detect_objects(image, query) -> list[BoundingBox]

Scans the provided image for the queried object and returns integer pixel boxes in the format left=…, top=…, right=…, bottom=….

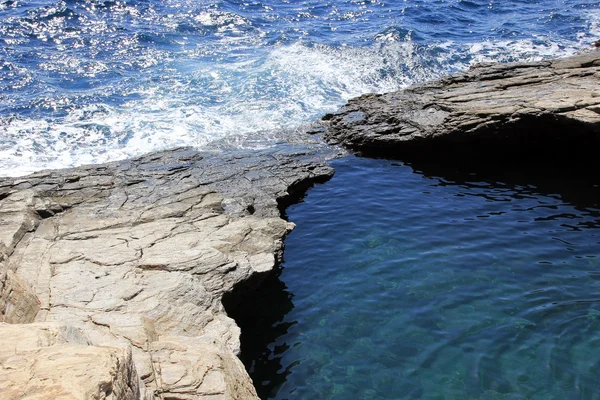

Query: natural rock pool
left=233, top=156, right=600, bottom=400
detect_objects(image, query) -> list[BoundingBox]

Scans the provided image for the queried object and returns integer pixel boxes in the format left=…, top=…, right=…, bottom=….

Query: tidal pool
left=234, top=156, right=600, bottom=400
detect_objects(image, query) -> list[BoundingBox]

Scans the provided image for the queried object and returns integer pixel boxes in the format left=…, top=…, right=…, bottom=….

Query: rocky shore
left=321, top=50, right=600, bottom=161
left=1, top=50, right=599, bottom=399
left=0, top=146, right=334, bottom=399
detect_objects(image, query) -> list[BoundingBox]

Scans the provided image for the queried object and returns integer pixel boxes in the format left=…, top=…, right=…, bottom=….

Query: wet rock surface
left=0, top=145, right=335, bottom=399
left=322, top=51, right=600, bottom=161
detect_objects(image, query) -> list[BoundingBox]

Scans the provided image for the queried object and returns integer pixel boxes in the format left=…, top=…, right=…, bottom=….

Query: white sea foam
left=0, top=7, right=598, bottom=177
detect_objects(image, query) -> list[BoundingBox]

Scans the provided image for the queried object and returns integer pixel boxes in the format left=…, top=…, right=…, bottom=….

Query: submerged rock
left=0, top=146, right=334, bottom=399
left=322, top=51, right=600, bottom=161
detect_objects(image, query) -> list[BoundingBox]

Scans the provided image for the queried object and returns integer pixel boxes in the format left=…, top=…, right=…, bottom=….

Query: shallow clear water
left=1, top=0, right=600, bottom=175
left=239, top=156, right=600, bottom=399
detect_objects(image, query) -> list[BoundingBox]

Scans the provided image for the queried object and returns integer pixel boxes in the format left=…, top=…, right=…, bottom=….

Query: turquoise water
left=238, top=156, right=600, bottom=399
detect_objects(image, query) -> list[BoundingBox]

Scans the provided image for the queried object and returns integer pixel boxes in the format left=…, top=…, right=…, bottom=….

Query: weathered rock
left=0, top=269, right=40, bottom=324
left=0, top=145, right=335, bottom=399
left=322, top=51, right=600, bottom=160
left=0, top=323, right=140, bottom=400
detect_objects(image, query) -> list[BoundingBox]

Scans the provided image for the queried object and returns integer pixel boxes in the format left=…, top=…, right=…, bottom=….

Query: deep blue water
left=239, top=157, right=600, bottom=399
left=1, top=0, right=599, bottom=176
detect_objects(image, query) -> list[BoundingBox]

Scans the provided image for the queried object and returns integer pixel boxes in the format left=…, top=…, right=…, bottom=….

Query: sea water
left=237, top=157, right=600, bottom=399
left=2, top=3, right=600, bottom=398
left=1, top=0, right=599, bottom=176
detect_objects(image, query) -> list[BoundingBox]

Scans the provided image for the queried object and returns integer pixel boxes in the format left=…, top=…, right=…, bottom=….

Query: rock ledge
left=0, top=146, right=334, bottom=399
left=322, top=51, right=600, bottom=161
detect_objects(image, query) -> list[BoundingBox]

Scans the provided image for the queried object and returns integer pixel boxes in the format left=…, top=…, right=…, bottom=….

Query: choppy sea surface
left=1, top=0, right=599, bottom=176
left=236, top=157, right=600, bottom=399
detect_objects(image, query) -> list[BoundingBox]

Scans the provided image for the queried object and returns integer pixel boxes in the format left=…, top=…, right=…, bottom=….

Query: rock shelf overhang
left=321, top=51, right=600, bottom=162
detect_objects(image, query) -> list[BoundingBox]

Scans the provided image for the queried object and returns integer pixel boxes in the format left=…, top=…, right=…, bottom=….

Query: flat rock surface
left=0, top=145, right=335, bottom=399
left=322, top=51, right=600, bottom=158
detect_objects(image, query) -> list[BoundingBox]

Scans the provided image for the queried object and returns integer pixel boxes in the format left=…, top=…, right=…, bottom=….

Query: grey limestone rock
left=322, top=51, right=600, bottom=160
left=0, top=145, right=334, bottom=399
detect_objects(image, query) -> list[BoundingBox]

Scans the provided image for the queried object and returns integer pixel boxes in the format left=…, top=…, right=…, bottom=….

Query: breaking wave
left=0, top=0, right=599, bottom=176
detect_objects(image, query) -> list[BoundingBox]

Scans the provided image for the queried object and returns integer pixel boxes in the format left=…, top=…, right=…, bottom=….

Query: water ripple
left=239, top=157, right=600, bottom=399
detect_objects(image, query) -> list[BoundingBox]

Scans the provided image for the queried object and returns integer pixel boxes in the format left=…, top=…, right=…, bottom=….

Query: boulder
left=0, top=323, right=140, bottom=400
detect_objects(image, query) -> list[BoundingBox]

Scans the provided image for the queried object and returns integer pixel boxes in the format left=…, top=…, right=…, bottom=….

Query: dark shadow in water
left=225, top=265, right=297, bottom=399
left=400, top=157, right=600, bottom=220
left=352, top=113, right=600, bottom=173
